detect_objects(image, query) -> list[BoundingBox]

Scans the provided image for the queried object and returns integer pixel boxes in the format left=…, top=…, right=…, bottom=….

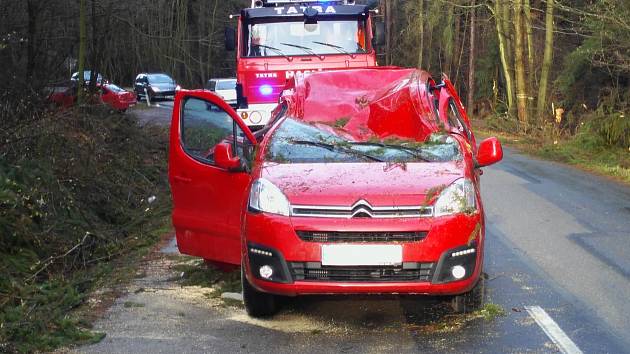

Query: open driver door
left=169, top=90, right=257, bottom=265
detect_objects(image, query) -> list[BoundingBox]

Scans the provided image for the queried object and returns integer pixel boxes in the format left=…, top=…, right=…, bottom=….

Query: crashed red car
left=48, top=83, right=136, bottom=112
left=99, top=83, right=137, bottom=112
left=169, top=67, right=503, bottom=317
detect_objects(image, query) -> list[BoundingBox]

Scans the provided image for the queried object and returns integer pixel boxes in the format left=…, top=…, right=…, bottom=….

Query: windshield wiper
left=252, top=44, right=293, bottom=61
left=289, top=139, right=385, bottom=162
left=350, top=142, right=432, bottom=162
left=279, top=43, right=324, bottom=60
left=312, top=41, right=356, bottom=59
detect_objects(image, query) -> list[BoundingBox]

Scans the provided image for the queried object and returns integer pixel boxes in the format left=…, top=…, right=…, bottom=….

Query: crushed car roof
left=279, top=67, right=445, bottom=142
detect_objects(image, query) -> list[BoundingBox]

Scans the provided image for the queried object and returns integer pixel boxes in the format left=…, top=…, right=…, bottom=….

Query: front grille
left=290, top=201, right=433, bottom=219
left=290, top=262, right=434, bottom=282
left=296, top=231, right=428, bottom=243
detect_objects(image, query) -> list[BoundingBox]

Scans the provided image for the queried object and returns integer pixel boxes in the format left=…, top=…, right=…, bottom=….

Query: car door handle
left=173, top=176, right=192, bottom=184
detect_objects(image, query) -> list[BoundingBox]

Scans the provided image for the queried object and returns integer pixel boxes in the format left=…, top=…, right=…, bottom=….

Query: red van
left=168, top=68, right=503, bottom=317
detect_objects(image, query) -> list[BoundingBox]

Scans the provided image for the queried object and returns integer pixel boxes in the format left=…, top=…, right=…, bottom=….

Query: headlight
left=152, top=86, right=160, bottom=92
left=249, top=178, right=290, bottom=216
left=433, top=178, right=476, bottom=217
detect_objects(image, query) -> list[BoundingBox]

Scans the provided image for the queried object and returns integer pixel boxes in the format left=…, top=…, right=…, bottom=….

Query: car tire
left=242, top=265, right=278, bottom=318
left=449, top=273, right=486, bottom=314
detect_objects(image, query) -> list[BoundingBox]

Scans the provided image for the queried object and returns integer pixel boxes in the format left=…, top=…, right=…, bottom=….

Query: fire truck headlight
left=259, top=85, right=273, bottom=96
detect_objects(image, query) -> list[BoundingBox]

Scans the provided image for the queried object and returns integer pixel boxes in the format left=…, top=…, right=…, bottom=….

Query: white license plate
left=321, top=244, right=402, bottom=266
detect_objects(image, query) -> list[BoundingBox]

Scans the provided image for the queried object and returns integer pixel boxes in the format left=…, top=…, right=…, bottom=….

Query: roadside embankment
left=0, top=91, right=171, bottom=353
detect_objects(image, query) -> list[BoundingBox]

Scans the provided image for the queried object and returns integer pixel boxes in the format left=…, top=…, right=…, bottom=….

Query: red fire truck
left=226, top=0, right=383, bottom=129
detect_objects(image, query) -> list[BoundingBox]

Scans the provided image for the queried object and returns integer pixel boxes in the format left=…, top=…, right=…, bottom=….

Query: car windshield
left=266, top=118, right=461, bottom=164
left=216, top=80, right=236, bottom=90
left=148, top=74, right=173, bottom=83
left=105, top=84, right=125, bottom=93
left=244, top=19, right=367, bottom=57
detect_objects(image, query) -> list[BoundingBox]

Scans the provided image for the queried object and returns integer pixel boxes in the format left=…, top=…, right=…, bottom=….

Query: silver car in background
left=206, top=78, right=237, bottom=107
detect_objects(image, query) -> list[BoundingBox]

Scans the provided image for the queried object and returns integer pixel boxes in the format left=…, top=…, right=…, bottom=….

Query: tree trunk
left=494, top=0, right=515, bottom=115
left=26, top=0, right=37, bottom=80
left=77, top=0, right=87, bottom=105
left=467, top=0, right=476, bottom=114
left=207, top=0, right=218, bottom=79
left=89, top=0, right=98, bottom=93
left=523, top=0, right=535, bottom=117
left=417, top=0, right=424, bottom=69
left=443, top=4, right=455, bottom=76
left=385, top=0, right=392, bottom=65
left=537, top=0, right=554, bottom=121
left=514, top=0, right=529, bottom=131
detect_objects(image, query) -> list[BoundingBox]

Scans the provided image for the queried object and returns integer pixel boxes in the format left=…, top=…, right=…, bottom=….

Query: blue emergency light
left=259, top=85, right=273, bottom=96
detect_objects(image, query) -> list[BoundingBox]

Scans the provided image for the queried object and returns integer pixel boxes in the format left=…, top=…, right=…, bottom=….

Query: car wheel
left=242, top=265, right=278, bottom=318
left=449, top=273, right=486, bottom=314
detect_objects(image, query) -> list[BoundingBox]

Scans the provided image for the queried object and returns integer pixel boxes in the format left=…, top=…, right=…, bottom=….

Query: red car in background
left=99, top=84, right=137, bottom=112
left=169, top=67, right=503, bottom=317
left=48, top=83, right=136, bottom=112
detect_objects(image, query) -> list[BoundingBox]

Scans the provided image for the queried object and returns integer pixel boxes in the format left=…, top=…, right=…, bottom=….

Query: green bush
left=587, top=113, right=630, bottom=148
left=0, top=91, right=170, bottom=353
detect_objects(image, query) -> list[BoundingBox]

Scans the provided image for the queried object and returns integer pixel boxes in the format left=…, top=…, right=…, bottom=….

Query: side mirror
left=304, top=7, right=319, bottom=25
left=214, top=142, right=242, bottom=171
left=476, top=137, right=503, bottom=167
left=372, top=22, right=386, bottom=47
left=225, top=27, right=236, bottom=51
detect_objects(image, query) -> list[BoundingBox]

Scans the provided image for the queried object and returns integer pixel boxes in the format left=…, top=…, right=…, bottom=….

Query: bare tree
left=467, top=0, right=476, bottom=113
left=537, top=0, right=554, bottom=120
left=514, top=0, right=529, bottom=130
left=77, top=0, right=87, bottom=104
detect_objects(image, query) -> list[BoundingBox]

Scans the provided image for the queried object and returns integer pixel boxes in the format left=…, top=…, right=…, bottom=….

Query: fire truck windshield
left=245, top=19, right=367, bottom=58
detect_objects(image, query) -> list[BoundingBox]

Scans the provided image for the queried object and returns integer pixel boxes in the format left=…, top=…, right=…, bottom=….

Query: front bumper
left=242, top=212, right=484, bottom=297
left=150, top=90, right=176, bottom=98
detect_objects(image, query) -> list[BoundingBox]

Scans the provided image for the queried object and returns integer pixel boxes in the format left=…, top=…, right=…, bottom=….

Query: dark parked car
left=134, top=73, right=180, bottom=101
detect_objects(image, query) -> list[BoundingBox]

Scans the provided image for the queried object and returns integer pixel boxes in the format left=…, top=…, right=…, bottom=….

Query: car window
left=216, top=80, right=236, bottom=90
left=447, top=99, right=472, bottom=140
left=148, top=74, right=173, bottom=83
left=181, top=97, right=251, bottom=166
left=105, top=84, right=125, bottom=93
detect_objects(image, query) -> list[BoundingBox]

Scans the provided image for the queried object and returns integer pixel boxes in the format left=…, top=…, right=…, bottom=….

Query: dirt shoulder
left=69, top=237, right=423, bottom=354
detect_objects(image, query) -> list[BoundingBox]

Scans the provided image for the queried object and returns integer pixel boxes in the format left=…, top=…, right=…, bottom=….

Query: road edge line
left=525, top=305, right=583, bottom=354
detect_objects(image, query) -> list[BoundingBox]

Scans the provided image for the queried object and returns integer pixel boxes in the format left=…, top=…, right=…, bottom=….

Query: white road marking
left=525, top=305, right=583, bottom=354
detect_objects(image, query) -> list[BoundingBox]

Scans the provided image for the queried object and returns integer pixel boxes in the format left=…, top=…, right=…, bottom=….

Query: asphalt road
left=74, top=106, right=630, bottom=353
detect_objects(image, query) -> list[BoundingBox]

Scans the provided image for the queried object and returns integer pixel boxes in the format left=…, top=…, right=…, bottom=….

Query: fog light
left=452, top=265, right=466, bottom=279
left=240, top=112, right=249, bottom=120
left=259, top=265, right=273, bottom=279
